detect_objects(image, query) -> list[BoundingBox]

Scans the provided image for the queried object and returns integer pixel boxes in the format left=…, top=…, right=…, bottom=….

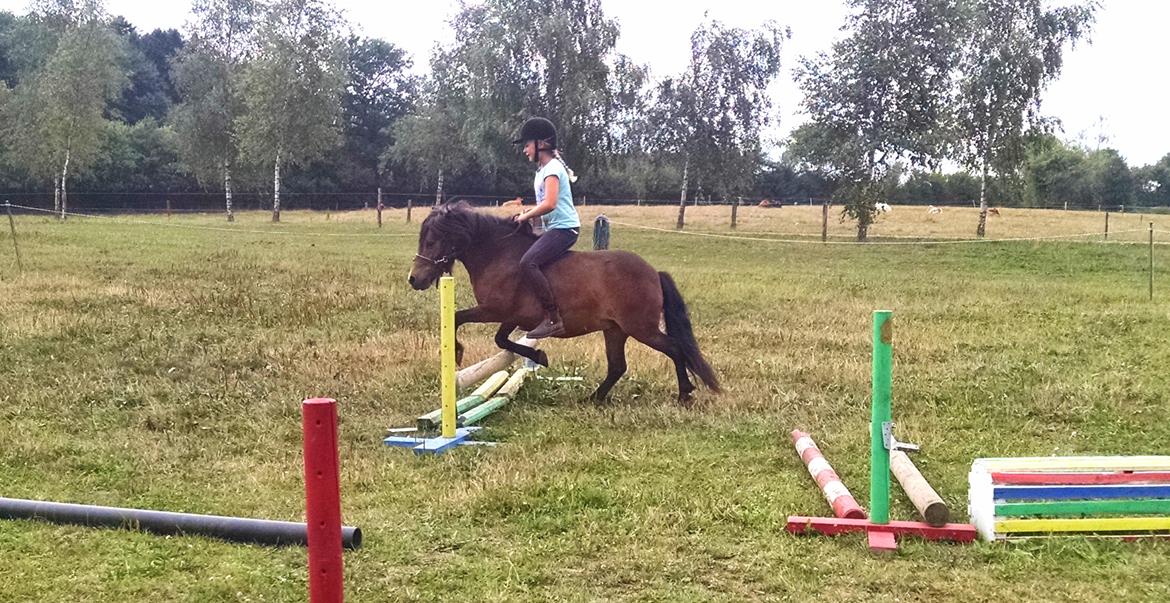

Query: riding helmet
left=512, top=117, right=557, bottom=149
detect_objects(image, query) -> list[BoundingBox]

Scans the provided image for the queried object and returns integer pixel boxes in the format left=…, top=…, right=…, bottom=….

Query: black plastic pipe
left=0, top=497, right=362, bottom=549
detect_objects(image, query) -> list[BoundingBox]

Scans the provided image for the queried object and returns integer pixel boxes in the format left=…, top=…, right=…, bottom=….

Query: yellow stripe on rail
left=996, top=516, right=1170, bottom=534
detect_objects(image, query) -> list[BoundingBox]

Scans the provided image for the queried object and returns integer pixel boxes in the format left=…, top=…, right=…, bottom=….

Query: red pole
left=791, top=430, right=867, bottom=520
left=303, top=398, right=344, bottom=603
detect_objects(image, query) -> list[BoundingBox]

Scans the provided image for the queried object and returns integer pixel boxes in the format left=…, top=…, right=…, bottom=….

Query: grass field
left=2, top=204, right=1170, bottom=602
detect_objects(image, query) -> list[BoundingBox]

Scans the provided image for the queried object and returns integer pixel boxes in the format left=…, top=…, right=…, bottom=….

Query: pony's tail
left=659, top=272, right=720, bottom=392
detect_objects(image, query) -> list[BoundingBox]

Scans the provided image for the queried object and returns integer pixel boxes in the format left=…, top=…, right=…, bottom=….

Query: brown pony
left=408, top=202, right=720, bottom=405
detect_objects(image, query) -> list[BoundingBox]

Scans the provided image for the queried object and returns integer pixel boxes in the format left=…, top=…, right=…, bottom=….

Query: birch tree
left=797, top=0, right=962, bottom=241
left=954, top=0, right=1096, bottom=237
left=8, top=0, right=125, bottom=219
left=172, top=0, right=258, bottom=221
left=238, top=0, right=345, bottom=222
left=650, top=19, right=787, bottom=229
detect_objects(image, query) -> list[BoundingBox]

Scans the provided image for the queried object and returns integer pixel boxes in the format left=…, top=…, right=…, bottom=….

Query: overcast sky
left=3, top=0, right=1166, bottom=166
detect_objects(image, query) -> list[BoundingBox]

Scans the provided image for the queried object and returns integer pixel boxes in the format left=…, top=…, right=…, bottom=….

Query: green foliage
left=108, top=18, right=183, bottom=124
left=79, top=119, right=192, bottom=191
left=339, top=36, right=416, bottom=191
left=954, top=0, right=1097, bottom=234
left=796, top=0, right=963, bottom=239
left=1134, top=154, right=1170, bottom=207
left=237, top=0, right=345, bottom=170
left=170, top=0, right=259, bottom=187
left=1020, top=135, right=1135, bottom=209
left=2, top=1, right=127, bottom=191
left=661, top=19, right=788, bottom=199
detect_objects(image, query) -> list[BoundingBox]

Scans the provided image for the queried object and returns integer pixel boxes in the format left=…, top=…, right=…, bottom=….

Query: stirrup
left=528, top=317, right=565, bottom=339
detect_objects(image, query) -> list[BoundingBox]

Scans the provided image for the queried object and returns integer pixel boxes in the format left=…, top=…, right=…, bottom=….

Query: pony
left=408, top=202, right=720, bottom=405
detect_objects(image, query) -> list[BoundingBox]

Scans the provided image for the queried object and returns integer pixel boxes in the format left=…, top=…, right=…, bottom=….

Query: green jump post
left=870, top=311, right=893, bottom=525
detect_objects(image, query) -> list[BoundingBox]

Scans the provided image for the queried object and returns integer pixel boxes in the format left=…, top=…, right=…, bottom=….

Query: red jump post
left=303, top=398, right=344, bottom=603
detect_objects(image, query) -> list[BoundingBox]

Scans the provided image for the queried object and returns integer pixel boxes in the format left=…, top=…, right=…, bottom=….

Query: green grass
left=2, top=207, right=1170, bottom=602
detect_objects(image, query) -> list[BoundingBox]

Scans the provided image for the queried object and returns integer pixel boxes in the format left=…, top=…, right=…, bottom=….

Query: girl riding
left=511, top=117, right=580, bottom=339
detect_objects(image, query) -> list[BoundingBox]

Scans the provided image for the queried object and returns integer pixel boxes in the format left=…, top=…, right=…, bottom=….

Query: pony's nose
left=407, top=274, right=417, bottom=288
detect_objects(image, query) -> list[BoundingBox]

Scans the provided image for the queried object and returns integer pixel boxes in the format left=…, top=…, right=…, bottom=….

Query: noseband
left=414, top=252, right=456, bottom=274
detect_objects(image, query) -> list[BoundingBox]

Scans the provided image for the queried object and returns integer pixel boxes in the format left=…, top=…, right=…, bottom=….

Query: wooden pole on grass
left=1104, top=211, right=1109, bottom=240
left=890, top=450, right=948, bottom=527
left=731, top=197, right=739, bottom=230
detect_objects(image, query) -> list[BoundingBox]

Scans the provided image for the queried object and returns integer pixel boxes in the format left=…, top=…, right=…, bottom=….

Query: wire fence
left=3, top=190, right=1169, bottom=215
left=3, top=201, right=1163, bottom=300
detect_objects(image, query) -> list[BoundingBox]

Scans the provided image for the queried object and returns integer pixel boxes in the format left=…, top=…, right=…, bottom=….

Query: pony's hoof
left=678, top=392, right=695, bottom=409
left=533, top=350, right=550, bottom=367
left=455, top=342, right=465, bottom=366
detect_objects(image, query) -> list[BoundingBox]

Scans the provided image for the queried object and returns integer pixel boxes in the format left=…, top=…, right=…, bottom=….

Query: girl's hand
left=512, top=212, right=526, bottom=223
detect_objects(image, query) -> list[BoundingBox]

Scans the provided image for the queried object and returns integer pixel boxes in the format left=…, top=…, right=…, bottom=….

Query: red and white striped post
left=791, top=430, right=867, bottom=520
left=303, top=398, right=344, bottom=603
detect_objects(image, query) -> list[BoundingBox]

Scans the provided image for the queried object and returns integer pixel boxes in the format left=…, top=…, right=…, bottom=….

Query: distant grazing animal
left=874, top=202, right=892, bottom=214
left=758, top=199, right=773, bottom=208
left=988, top=207, right=1001, bottom=216
left=502, top=198, right=523, bottom=208
left=928, top=205, right=942, bottom=214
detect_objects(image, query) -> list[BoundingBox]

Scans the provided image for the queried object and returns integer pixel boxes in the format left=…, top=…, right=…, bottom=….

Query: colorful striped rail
left=968, top=456, right=1170, bottom=541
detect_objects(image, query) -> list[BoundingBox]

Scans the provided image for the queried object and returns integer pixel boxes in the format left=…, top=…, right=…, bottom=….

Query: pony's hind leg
left=592, top=328, right=629, bottom=401
left=629, top=328, right=696, bottom=406
left=494, top=323, right=549, bottom=367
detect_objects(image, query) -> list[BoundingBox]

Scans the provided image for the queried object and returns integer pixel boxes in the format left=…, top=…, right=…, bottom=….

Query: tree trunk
left=976, top=156, right=989, bottom=238
left=53, top=177, right=61, bottom=214
left=272, top=150, right=281, bottom=223
left=59, top=147, right=71, bottom=221
left=676, top=154, right=689, bottom=230
left=435, top=167, right=444, bottom=206
left=224, top=160, right=235, bottom=222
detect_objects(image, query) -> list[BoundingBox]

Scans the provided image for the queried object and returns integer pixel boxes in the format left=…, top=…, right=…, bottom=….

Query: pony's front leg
left=494, top=323, right=548, bottom=367
left=454, top=306, right=496, bottom=366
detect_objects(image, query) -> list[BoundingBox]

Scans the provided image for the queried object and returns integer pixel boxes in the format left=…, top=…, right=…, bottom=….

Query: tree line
left=0, top=0, right=1167, bottom=234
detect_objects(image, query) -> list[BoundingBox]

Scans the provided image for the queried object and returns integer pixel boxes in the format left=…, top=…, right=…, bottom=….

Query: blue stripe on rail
left=993, top=484, right=1170, bottom=501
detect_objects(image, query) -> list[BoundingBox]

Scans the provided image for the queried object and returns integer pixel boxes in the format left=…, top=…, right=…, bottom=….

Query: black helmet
left=512, top=117, right=557, bottom=149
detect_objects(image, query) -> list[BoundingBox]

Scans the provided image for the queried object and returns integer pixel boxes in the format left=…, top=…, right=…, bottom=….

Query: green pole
left=458, top=396, right=509, bottom=427
left=870, top=310, right=893, bottom=525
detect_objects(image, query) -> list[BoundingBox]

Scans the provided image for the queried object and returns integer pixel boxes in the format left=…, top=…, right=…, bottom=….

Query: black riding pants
left=520, top=227, right=579, bottom=314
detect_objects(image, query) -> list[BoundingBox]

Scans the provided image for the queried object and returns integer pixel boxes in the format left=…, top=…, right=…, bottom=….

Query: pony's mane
left=428, top=201, right=537, bottom=247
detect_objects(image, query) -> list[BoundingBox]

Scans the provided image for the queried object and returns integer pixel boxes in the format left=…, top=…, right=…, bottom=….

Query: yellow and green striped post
left=870, top=310, right=893, bottom=525
left=439, top=276, right=457, bottom=439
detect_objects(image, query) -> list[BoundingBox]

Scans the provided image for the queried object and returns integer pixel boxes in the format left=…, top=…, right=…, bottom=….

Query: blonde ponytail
left=554, top=150, right=578, bottom=183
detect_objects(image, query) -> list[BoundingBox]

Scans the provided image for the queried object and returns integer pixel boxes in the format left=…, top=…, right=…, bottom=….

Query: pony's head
left=408, top=201, right=530, bottom=290
left=409, top=202, right=469, bottom=290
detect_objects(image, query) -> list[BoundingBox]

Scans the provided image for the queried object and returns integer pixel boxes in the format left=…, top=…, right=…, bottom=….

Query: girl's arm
left=517, top=175, right=559, bottom=221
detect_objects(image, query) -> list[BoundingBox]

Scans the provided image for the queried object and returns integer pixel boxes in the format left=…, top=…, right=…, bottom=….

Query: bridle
left=413, top=251, right=457, bottom=273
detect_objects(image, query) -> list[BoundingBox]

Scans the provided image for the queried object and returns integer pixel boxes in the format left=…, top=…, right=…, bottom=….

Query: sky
left=3, top=0, right=1167, bottom=167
